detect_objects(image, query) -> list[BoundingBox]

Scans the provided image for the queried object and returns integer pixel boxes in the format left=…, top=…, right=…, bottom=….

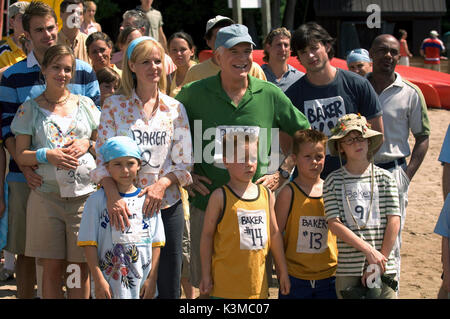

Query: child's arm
left=269, top=190, right=290, bottom=296
left=380, top=215, right=401, bottom=260
left=274, top=184, right=293, bottom=233
left=140, top=246, right=161, bottom=299
left=199, top=188, right=223, bottom=295
left=328, top=218, right=388, bottom=273
left=83, top=246, right=113, bottom=299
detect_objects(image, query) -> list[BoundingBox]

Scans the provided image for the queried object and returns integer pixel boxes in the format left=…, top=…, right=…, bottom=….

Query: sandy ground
left=0, top=108, right=449, bottom=299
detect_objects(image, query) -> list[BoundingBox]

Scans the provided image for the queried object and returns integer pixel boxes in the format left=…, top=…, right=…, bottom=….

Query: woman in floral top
left=90, top=37, right=193, bottom=298
left=12, top=45, right=100, bottom=298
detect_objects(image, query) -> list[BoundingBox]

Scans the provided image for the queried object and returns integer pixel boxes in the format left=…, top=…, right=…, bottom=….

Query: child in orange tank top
left=275, top=129, right=338, bottom=299
left=199, top=132, right=290, bottom=298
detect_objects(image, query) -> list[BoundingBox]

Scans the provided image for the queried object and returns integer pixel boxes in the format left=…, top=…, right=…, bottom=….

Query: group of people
left=0, top=0, right=446, bottom=300
left=346, top=28, right=446, bottom=72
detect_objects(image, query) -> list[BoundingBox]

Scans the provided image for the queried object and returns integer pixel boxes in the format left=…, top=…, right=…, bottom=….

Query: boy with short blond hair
left=200, top=132, right=290, bottom=298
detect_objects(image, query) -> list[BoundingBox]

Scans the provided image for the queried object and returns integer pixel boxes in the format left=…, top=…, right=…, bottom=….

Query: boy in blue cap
left=346, top=48, right=372, bottom=76
left=78, top=136, right=165, bottom=299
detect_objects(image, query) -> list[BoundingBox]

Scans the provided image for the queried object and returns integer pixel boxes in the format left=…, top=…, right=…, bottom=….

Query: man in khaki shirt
left=57, top=0, right=90, bottom=63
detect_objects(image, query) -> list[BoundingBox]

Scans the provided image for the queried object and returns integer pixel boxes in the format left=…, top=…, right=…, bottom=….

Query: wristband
left=36, top=148, right=49, bottom=164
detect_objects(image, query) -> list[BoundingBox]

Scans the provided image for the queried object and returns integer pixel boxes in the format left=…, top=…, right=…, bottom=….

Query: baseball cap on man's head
left=214, top=24, right=256, bottom=50
left=9, top=1, right=29, bottom=18
left=346, top=48, right=371, bottom=65
left=205, top=15, right=234, bottom=37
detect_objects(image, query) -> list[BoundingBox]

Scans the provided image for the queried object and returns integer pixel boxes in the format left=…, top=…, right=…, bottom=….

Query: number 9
left=355, top=205, right=364, bottom=219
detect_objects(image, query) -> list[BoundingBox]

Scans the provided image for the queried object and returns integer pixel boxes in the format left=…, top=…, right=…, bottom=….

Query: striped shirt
left=0, top=50, right=100, bottom=176
left=0, top=36, right=27, bottom=69
left=421, top=38, right=445, bottom=64
left=323, top=165, right=400, bottom=276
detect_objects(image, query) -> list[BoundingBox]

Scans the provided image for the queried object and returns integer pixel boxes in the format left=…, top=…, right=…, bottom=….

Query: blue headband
left=346, top=48, right=371, bottom=64
left=126, top=36, right=158, bottom=60
left=99, top=136, right=142, bottom=163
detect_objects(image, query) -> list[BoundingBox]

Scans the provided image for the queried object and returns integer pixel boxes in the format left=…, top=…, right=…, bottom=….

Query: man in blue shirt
left=285, top=22, right=383, bottom=179
left=261, top=27, right=304, bottom=92
left=0, top=1, right=99, bottom=299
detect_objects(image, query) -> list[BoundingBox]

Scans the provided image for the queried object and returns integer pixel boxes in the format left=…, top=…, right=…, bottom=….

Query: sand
left=1, top=108, right=449, bottom=299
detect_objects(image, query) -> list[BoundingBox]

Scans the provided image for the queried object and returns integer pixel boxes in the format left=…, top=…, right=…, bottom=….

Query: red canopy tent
left=199, top=50, right=450, bottom=110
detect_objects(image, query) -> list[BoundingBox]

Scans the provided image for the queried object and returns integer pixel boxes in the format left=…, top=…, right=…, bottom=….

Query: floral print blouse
left=11, top=95, right=100, bottom=194
left=91, top=90, right=193, bottom=209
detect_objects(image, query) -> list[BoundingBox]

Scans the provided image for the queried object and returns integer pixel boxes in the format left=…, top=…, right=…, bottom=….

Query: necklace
left=43, top=91, right=70, bottom=105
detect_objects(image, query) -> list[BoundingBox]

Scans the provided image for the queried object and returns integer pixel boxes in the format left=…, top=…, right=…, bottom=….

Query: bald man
left=367, top=34, right=430, bottom=287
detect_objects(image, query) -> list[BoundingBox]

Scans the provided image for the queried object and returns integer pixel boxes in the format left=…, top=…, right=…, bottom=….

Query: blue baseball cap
left=214, top=24, right=256, bottom=50
left=99, top=136, right=142, bottom=163
left=346, top=48, right=371, bottom=64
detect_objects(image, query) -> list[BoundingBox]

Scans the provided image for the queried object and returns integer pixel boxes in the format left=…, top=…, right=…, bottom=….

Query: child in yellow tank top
left=275, top=130, right=338, bottom=299
left=199, top=132, right=290, bottom=298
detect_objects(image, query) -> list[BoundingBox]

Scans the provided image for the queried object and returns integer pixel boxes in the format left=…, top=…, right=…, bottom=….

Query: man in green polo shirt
left=175, top=24, right=310, bottom=293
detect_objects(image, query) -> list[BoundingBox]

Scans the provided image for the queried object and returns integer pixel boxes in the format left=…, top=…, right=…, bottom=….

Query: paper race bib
left=297, top=216, right=329, bottom=253
left=237, top=208, right=268, bottom=250
left=131, top=119, right=171, bottom=175
left=112, top=216, right=151, bottom=245
left=342, top=181, right=380, bottom=228
left=213, top=125, right=260, bottom=169
left=55, top=152, right=96, bottom=197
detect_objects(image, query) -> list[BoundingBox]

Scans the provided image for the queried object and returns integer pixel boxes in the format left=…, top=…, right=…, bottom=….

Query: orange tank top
left=211, top=184, right=271, bottom=299
left=283, top=182, right=337, bottom=280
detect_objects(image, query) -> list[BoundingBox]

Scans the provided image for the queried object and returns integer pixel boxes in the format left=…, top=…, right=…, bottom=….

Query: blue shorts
left=279, top=275, right=337, bottom=299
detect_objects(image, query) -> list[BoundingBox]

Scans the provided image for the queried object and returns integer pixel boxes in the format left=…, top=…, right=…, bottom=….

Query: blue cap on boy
left=99, top=136, right=142, bottom=162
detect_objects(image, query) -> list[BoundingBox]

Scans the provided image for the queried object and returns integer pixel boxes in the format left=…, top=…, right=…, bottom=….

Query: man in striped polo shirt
left=367, top=34, right=430, bottom=287
left=0, top=1, right=99, bottom=299
left=420, top=30, right=446, bottom=72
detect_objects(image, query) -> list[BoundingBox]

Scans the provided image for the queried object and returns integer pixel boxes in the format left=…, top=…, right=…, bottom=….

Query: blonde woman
left=90, top=37, right=193, bottom=298
left=81, top=1, right=101, bottom=35
left=12, top=44, right=100, bottom=298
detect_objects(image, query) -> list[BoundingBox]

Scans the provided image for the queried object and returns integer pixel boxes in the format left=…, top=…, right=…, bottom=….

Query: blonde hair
left=84, top=1, right=97, bottom=22
left=120, top=39, right=167, bottom=97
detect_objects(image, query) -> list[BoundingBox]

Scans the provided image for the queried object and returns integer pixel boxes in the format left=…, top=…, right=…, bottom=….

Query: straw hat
left=327, top=113, right=383, bottom=157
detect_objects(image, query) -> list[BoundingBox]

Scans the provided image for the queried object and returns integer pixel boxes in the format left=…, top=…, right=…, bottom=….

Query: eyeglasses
left=340, top=136, right=365, bottom=145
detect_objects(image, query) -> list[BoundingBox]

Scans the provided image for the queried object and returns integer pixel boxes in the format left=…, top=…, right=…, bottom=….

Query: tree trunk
left=282, top=0, right=298, bottom=31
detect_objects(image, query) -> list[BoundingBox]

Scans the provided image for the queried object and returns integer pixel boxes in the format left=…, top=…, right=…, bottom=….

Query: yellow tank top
left=211, top=184, right=270, bottom=299
left=284, top=181, right=338, bottom=280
